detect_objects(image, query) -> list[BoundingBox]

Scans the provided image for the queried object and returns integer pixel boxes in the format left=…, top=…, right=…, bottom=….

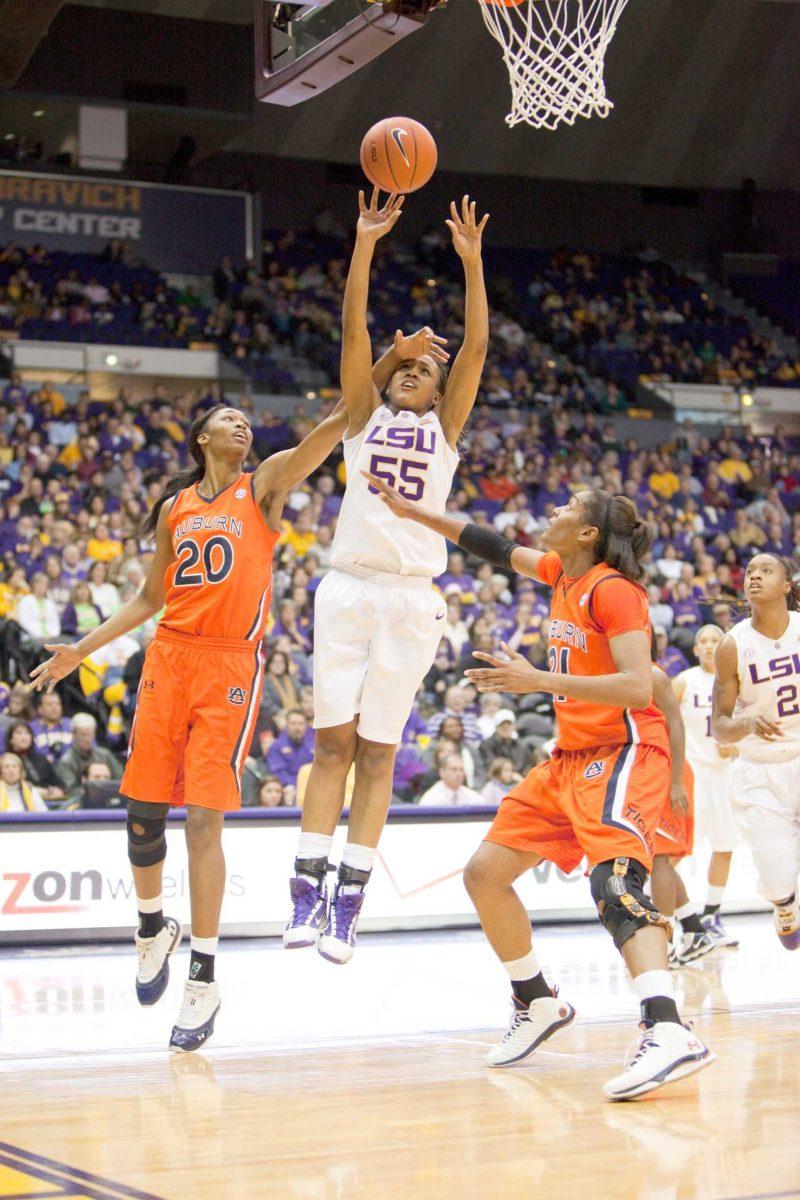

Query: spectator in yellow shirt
left=718, top=452, right=752, bottom=484
left=0, top=567, right=30, bottom=618
left=86, top=520, right=123, bottom=563
left=38, top=380, right=67, bottom=416
left=648, top=459, right=680, bottom=500
left=279, top=507, right=317, bottom=557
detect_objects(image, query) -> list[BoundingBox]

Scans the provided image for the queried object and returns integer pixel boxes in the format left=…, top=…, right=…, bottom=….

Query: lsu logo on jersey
left=584, top=759, right=606, bottom=780
left=227, top=686, right=248, bottom=706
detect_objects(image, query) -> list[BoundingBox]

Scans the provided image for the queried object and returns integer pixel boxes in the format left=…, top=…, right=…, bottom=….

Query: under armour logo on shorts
left=228, top=687, right=248, bottom=705
left=143, top=679, right=155, bottom=691
left=235, top=488, right=247, bottom=499
left=584, top=759, right=605, bottom=779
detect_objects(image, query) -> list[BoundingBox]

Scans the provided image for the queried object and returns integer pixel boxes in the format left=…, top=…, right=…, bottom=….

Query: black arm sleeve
left=458, top=523, right=516, bottom=571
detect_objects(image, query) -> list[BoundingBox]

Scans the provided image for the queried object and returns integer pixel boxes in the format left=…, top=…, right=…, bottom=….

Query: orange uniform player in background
left=364, top=478, right=715, bottom=1098
left=123, top=472, right=278, bottom=813
left=32, top=399, right=350, bottom=1053
left=484, top=551, right=670, bottom=873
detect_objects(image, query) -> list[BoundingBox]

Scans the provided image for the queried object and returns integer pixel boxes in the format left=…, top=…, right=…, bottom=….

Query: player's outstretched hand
left=466, top=642, right=541, bottom=694
left=752, top=715, right=784, bottom=741
left=29, top=644, right=83, bottom=693
left=394, top=327, right=449, bottom=365
left=357, top=187, right=404, bottom=243
left=361, top=470, right=417, bottom=519
left=669, top=781, right=689, bottom=816
left=446, top=195, right=489, bottom=263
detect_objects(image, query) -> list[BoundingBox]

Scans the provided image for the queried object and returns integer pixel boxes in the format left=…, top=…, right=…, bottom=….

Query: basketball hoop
left=477, top=0, right=631, bottom=131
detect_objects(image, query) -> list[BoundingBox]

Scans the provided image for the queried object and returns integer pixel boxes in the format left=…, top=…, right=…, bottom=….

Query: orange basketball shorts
left=486, top=742, right=670, bottom=873
left=653, top=762, right=695, bottom=860
left=121, top=627, right=263, bottom=812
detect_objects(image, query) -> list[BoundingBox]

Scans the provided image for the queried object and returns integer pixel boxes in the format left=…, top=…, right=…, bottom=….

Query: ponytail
left=582, top=489, right=654, bottom=583
left=141, top=405, right=221, bottom=538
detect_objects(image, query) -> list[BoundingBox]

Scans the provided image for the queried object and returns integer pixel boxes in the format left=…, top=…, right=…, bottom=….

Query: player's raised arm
left=712, top=633, right=783, bottom=743
left=361, top=469, right=544, bottom=579
left=438, top=196, right=490, bottom=449
left=340, top=188, right=404, bottom=438
left=652, top=666, right=689, bottom=814
left=252, top=399, right=348, bottom=514
left=30, top=500, right=175, bottom=692
left=372, top=327, right=449, bottom=393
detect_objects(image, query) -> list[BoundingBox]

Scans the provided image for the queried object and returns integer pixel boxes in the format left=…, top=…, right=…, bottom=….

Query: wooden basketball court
left=2, top=916, right=798, bottom=1200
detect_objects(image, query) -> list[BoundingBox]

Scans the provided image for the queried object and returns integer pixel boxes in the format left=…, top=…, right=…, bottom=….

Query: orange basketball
left=359, top=117, right=437, bottom=195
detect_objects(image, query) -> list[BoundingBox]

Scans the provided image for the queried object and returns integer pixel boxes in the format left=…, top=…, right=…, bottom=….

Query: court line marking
left=0, top=1144, right=164, bottom=1200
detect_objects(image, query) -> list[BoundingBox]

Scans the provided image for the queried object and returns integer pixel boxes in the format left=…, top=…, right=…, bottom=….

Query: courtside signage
left=0, top=820, right=768, bottom=942
left=0, top=170, right=253, bottom=271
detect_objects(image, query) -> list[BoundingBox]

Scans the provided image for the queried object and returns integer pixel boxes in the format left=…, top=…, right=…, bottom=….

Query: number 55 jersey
left=331, top=406, right=459, bottom=578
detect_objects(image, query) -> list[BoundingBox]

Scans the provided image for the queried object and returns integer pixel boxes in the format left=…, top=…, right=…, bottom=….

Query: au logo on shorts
left=584, top=759, right=606, bottom=780
left=227, top=686, right=248, bottom=705
left=235, top=488, right=247, bottom=499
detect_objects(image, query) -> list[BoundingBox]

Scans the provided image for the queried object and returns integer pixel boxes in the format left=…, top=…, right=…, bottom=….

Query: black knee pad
left=126, top=799, right=169, bottom=868
left=589, top=857, right=671, bottom=951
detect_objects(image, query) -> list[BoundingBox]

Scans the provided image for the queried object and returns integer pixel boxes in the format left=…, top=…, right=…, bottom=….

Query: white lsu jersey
left=729, top=611, right=800, bottom=762
left=330, top=405, right=459, bottom=579
left=679, top=665, right=721, bottom=767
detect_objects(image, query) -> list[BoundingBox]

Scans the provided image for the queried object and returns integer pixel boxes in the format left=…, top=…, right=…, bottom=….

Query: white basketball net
left=477, top=0, right=631, bottom=131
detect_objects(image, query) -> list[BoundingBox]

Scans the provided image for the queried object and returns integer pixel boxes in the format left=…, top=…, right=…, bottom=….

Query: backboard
left=255, top=0, right=447, bottom=106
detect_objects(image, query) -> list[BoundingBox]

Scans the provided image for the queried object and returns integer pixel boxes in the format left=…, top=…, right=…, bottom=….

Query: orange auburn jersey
left=160, top=472, right=278, bottom=641
left=536, top=551, right=668, bottom=754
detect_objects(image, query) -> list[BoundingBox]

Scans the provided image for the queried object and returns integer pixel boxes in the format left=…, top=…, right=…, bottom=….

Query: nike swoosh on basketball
left=436, top=612, right=445, bottom=621
left=391, top=127, right=411, bottom=168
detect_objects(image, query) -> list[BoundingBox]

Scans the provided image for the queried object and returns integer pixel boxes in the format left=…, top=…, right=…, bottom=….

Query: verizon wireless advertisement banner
left=0, top=814, right=768, bottom=944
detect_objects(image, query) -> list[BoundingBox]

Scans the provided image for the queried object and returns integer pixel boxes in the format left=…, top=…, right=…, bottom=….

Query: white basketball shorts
left=690, top=758, right=740, bottom=853
left=312, top=568, right=446, bottom=744
left=732, top=756, right=800, bottom=903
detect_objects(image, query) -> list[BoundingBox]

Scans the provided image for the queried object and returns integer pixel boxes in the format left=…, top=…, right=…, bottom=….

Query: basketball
left=359, top=117, right=438, bottom=194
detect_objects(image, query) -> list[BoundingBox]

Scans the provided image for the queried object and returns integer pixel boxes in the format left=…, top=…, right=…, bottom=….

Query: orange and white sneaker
left=603, top=1022, right=715, bottom=1101
left=486, top=991, right=576, bottom=1068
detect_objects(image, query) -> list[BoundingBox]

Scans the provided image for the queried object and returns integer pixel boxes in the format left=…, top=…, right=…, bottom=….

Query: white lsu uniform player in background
left=674, top=624, right=740, bottom=949
left=713, top=553, right=800, bottom=950
left=284, top=188, right=490, bottom=963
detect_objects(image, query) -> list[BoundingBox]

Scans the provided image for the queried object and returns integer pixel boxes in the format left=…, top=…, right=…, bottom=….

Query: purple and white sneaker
left=283, top=877, right=328, bottom=949
left=701, top=912, right=739, bottom=949
left=773, top=898, right=800, bottom=950
left=318, top=888, right=365, bottom=964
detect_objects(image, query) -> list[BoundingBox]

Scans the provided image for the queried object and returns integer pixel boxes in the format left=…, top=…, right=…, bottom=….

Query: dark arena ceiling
left=1, top=0, right=800, bottom=190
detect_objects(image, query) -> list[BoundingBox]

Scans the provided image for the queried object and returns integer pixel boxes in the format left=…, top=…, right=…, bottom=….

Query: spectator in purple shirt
left=654, top=627, right=690, bottom=678
left=30, top=692, right=73, bottom=762
left=266, top=709, right=315, bottom=788
left=436, top=551, right=477, bottom=605
left=668, top=580, right=704, bottom=652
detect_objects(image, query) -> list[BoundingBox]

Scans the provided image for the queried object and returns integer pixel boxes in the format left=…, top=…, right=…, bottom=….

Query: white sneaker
left=603, top=1022, right=715, bottom=1101
left=135, top=917, right=182, bottom=1006
left=773, top=898, right=800, bottom=950
left=169, top=980, right=221, bottom=1053
left=677, top=930, right=717, bottom=965
left=486, top=992, right=576, bottom=1068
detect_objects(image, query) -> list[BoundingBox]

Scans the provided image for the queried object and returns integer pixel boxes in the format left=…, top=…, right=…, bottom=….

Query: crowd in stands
left=1, top=226, right=800, bottom=812
left=3, top=229, right=800, bottom=405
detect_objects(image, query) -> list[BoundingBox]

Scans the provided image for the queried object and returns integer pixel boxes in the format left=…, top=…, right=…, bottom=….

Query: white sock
left=190, top=935, right=218, bottom=957
left=632, top=970, right=674, bottom=1002
left=296, top=832, right=333, bottom=884
left=137, top=893, right=163, bottom=913
left=502, top=949, right=541, bottom=981
left=341, top=842, right=376, bottom=872
left=297, top=831, right=334, bottom=861
left=706, top=884, right=725, bottom=907
left=675, top=902, right=696, bottom=923
left=339, top=842, right=376, bottom=893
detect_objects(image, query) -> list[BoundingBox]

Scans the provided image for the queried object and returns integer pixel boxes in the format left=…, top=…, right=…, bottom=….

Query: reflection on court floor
left=2, top=917, right=799, bottom=1200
